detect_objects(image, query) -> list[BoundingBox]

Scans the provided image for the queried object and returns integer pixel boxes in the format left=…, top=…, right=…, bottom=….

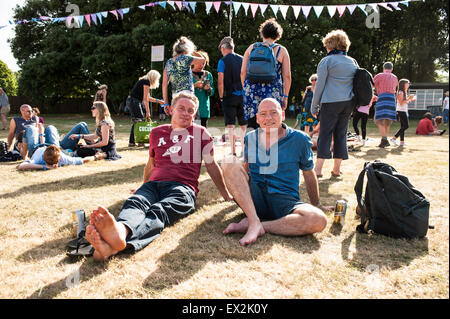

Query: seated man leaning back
left=86, top=92, right=233, bottom=260
left=221, top=98, right=332, bottom=246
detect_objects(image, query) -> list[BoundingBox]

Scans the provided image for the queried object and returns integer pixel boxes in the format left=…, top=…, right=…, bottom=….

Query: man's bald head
left=20, top=104, right=33, bottom=120
left=256, top=98, right=285, bottom=129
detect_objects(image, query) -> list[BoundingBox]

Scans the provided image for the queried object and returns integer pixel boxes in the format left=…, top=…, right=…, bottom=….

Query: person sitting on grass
left=18, top=125, right=101, bottom=171
left=85, top=92, right=232, bottom=261
left=220, top=98, right=332, bottom=246
left=416, top=112, right=446, bottom=136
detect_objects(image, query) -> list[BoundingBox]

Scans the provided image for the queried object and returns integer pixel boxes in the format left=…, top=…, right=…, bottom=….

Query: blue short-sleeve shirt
left=244, top=125, right=314, bottom=200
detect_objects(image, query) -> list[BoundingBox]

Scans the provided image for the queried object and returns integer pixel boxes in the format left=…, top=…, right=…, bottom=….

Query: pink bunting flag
left=84, top=14, right=91, bottom=26
left=389, top=2, right=401, bottom=10
left=110, top=10, right=119, bottom=20
left=213, top=1, right=221, bottom=13
left=250, top=3, right=258, bottom=18
left=175, top=1, right=183, bottom=10
left=67, top=16, right=73, bottom=27
left=337, top=5, right=346, bottom=17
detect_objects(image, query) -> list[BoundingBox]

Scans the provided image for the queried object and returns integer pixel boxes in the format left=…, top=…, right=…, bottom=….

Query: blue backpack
left=246, top=43, right=280, bottom=83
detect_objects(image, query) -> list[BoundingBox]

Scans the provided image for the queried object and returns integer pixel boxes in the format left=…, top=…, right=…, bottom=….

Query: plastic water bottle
left=67, top=149, right=73, bottom=157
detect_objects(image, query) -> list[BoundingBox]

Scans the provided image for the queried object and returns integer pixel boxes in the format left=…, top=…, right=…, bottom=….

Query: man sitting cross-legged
left=86, top=92, right=233, bottom=260
left=221, top=98, right=332, bottom=246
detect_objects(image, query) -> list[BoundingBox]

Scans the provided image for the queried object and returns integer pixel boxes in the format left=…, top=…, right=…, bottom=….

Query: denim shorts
left=249, top=180, right=304, bottom=221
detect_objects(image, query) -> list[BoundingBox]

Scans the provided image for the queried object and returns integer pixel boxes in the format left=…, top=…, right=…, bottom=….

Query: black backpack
left=0, top=141, right=8, bottom=157
left=352, top=68, right=374, bottom=107
left=354, top=161, right=430, bottom=239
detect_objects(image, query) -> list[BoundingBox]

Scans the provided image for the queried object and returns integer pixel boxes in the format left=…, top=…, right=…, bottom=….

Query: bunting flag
left=292, top=6, right=301, bottom=19
left=233, top=1, right=242, bottom=16
left=205, top=1, right=213, bottom=14
left=328, top=5, right=337, bottom=18
left=302, top=6, right=312, bottom=18
left=313, top=6, right=324, bottom=18
left=250, top=3, right=258, bottom=18
left=0, top=0, right=423, bottom=30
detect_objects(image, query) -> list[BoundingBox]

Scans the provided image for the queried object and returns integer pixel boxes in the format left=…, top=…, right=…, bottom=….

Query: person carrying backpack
left=241, top=18, right=292, bottom=129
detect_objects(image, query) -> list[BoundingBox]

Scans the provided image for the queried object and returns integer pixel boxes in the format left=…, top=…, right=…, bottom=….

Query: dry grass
left=0, top=114, right=448, bottom=299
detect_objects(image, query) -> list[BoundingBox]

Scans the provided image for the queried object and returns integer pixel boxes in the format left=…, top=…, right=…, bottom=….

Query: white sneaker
left=400, top=141, right=406, bottom=146
left=361, top=139, right=366, bottom=146
left=390, top=138, right=398, bottom=146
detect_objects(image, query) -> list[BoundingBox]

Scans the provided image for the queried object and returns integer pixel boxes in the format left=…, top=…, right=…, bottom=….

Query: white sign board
left=151, top=45, right=165, bottom=62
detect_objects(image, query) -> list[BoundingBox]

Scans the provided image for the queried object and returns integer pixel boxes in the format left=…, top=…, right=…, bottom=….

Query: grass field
left=0, top=113, right=448, bottom=299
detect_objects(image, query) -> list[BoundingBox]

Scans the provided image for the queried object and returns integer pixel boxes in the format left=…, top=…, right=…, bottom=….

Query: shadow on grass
left=341, top=231, right=429, bottom=271
left=142, top=203, right=321, bottom=293
left=1, top=164, right=145, bottom=200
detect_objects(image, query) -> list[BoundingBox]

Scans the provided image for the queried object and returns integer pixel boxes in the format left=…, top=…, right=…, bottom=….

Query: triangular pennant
left=259, top=4, right=268, bottom=16
left=167, top=1, right=176, bottom=10
left=84, top=14, right=91, bottom=26
left=313, top=6, right=324, bottom=17
left=67, top=16, right=73, bottom=27
left=292, top=6, right=301, bottom=19
left=270, top=4, right=279, bottom=16
left=279, top=5, right=289, bottom=19
left=327, top=5, right=337, bottom=17
left=242, top=3, right=250, bottom=15
left=205, top=2, right=213, bottom=14
left=302, top=6, right=312, bottom=18
left=139, top=5, right=146, bottom=10
left=337, top=5, right=346, bottom=17
left=357, top=4, right=368, bottom=15
left=96, top=13, right=103, bottom=24
left=91, top=13, right=97, bottom=25
left=101, top=11, right=108, bottom=18
left=389, top=2, right=401, bottom=10
left=175, top=1, right=182, bottom=10
left=213, top=1, right=221, bottom=13
left=233, top=2, right=242, bottom=16
left=378, top=3, right=393, bottom=11
left=368, top=4, right=379, bottom=12
left=250, top=3, right=259, bottom=18
left=51, top=18, right=59, bottom=24
left=76, top=15, right=84, bottom=27
left=182, top=1, right=191, bottom=12
left=122, top=8, right=130, bottom=14
left=158, top=1, right=167, bottom=8
left=347, top=4, right=357, bottom=15
left=109, top=10, right=119, bottom=20
left=117, top=9, right=124, bottom=19
left=189, top=1, right=197, bottom=13
left=400, top=1, right=409, bottom=7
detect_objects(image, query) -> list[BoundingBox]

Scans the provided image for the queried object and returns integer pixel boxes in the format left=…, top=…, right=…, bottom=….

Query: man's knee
left=295, top=205, right=327, bottom=233
left=221, top=155, right=242, bottom=177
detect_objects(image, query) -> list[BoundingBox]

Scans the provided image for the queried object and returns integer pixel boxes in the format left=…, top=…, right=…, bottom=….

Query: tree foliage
left=0, top=60, right=18, bottom=95
left=9, top=0, right=449, bottom=109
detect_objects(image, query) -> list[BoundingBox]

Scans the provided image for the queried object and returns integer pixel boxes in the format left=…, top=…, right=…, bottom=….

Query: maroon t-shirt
left=416, top=118, right=434, bottom=135
left=149, top=124, right=214, bottom=195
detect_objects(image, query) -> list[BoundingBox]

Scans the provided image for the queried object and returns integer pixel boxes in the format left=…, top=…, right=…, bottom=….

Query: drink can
left=334, top=200, right=347, bottom=226
left=72, top=209, right=86, bottom=238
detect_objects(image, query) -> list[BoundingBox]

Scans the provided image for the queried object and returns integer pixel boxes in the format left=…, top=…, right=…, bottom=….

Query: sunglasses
left=311, top=79, right=317, bottom=82
left=90, top=106, right=96, bottom=110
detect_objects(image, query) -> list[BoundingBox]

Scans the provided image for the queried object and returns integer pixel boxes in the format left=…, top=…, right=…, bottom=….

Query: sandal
left=66, top=231, right=94, bottom=258
left=331, top=171, right=342, bottom=177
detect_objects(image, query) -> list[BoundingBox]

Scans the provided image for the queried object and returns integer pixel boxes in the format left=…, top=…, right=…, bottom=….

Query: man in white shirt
left=443, top=91, right=449, bottom=126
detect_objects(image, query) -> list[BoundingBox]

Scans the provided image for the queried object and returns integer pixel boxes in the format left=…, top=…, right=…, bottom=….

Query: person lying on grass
left=17, top=125, right=103, bottom=171
left=221, top=98, right=333, bottom=246
left=86, top=92, right=232, bottom=261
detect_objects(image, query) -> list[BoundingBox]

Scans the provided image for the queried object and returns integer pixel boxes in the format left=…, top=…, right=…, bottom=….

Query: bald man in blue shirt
left=221, top=98, right=332, bottom=246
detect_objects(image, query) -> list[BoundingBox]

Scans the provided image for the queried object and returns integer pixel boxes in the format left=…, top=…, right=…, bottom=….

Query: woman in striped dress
left=373, top=62, right=399, bottom=148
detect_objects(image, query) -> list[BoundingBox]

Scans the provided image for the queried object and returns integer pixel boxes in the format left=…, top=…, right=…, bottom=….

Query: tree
left=0, top=60, right=18, bottom=95
left=9, top=0, right=449, bottom=110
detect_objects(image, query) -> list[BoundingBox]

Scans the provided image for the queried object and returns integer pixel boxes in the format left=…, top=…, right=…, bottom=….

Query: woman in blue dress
left=241, top=18, right=292, bottom=129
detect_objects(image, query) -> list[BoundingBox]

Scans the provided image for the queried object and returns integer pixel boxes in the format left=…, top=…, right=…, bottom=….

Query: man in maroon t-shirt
left=86, top=92, right=232, bottom=261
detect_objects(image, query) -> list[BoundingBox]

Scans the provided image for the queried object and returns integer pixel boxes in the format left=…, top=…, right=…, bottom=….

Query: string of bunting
left=0, top=0, right=426, bottom=29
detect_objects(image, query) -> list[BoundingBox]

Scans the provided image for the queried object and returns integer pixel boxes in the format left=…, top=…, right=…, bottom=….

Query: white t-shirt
left=396, top=91, right=409, bottom=112
left=443, top=97, right=449, bottom=110
left=28, top=146, right=83, bottom=166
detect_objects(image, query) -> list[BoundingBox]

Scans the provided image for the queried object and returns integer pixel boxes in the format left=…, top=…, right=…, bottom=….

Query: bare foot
left=92, top=206, right=127, bottom=251
left=86, top=225, right=118, bottom=261
left=239, top=222, right=265, bottom=246
left=223, top=218, right=249, bottom=234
